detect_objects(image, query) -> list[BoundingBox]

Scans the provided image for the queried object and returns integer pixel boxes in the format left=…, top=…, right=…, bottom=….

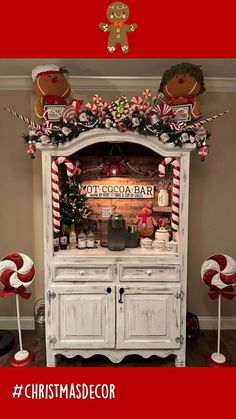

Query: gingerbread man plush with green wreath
left=99, top=2, right=137, bottom=53
left=158, top=62, right=206, bottom=120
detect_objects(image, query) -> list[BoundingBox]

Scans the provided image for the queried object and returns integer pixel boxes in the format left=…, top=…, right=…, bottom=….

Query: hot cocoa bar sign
left=82, top=184, right=154, bottom=199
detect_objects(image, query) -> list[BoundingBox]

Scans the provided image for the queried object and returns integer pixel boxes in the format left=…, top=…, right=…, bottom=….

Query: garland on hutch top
left=2, top=63, right=229, bottom=160
left=23, top=95, right=227, bottom=161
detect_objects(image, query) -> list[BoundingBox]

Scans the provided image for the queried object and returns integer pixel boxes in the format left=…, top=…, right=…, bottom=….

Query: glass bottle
left=60, top=224, right=68, bottom=250
left=86, top=230, right=95, bottom=248
left=69, top=224, right=77, bottom=249
left=53, top=232, right=60, bottom=252
left=77, top=230, right=86, bottom=249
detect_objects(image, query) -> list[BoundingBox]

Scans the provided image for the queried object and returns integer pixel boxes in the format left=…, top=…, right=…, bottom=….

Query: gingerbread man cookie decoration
left=99, top=2, right=137, bottom=53
left=32, top=64, right=71, bottom=123
left=158, top=62, right=206, bottom=120
left=134, top=201, right=157, bottom=237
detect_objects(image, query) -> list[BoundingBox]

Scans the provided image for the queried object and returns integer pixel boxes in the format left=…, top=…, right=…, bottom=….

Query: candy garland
left=51, top=157, right=76, bottom=233
left=158, top=158, right=180, bottom=232
left=2, top=91, right=228, bottom=159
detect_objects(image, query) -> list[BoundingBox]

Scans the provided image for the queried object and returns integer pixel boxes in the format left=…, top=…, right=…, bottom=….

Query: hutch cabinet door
left=116, top=285, right=181, bottom=349
left=50, top=285, right=115, bottom=349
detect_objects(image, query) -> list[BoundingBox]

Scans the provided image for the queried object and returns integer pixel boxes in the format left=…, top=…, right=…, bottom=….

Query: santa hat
left=32, top=64, right=61, bottom=82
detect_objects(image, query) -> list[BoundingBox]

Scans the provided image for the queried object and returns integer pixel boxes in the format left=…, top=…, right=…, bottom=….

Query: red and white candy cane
left=158, top=158, right=180, bottom=232
left=52, top=157, right=75, bottom=233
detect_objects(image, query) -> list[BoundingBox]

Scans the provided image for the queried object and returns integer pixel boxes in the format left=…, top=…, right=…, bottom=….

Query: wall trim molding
left=0, top=316, right=34, bottom=330
left=0, top=316, right=236, bottom=330
left=199, top=316, right=236, bottom=330
left=1, top=76, right=236, bottom=92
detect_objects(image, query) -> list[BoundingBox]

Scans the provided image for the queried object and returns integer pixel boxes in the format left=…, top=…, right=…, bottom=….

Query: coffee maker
left=108, top=214, right=126, bottom=251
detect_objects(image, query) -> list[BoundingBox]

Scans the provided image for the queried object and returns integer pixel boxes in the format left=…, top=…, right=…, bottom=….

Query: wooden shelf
left=153, top=206, right=172, bottom=213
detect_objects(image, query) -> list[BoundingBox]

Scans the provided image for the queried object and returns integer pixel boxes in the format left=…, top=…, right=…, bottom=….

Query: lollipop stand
left=207, top=294, right=229, bottom=367
left=9, top=295, right=34, bottom=367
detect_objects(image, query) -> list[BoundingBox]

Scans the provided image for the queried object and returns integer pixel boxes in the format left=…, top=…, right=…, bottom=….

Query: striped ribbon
left=51, top=157, right=75, bottom=233
left=158, top=157, right=180, bottom=232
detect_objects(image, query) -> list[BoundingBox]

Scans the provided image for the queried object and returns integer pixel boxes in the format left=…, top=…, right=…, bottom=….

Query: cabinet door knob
left=146, top=270, right=153, bottom=276
left=79, top=270, right=87, bottom=276
left=107, top=287, right=112, bottom=294
left=119, top=288, right=125, bottom=303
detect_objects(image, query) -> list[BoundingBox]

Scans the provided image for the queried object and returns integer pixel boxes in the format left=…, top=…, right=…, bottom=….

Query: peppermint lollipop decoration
left=201, top=254, right=236, bottom=366
left=0, top=252, right=36, bottom=366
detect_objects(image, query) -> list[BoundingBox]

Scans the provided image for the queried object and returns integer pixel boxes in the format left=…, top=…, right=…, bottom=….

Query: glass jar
left=77, top=230, right=86, bottom=249
left=86, top=230, right=95, bottom=248
left=98, top=219, right=109, bottom=247
left=158, top=189, right=169, bottom=207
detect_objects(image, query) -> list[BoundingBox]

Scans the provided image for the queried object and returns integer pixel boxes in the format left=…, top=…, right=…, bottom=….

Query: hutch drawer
left=53, top=263, right=114, bottom=282
left=118, top=264, right=179, bottom=282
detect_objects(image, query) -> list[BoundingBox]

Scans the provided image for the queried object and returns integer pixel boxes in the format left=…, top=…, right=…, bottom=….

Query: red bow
left=43, top=95, right=66, bottom=105
left=67, top=99, right=84, bottom=113
left=166, top=95, right=195, bottom=105
left=113, top=21, right=123, bottom=27
left=0, top=284, right=31, bottom=300
left=208, top=285, right=235, bottom=300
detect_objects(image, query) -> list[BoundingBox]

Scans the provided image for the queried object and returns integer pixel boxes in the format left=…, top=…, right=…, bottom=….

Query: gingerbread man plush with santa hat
left=32, top=64, right=71, bottom=122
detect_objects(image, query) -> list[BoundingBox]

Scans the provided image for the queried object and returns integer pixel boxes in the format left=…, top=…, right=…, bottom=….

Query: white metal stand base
left=211, top=352, right=226, bottom=364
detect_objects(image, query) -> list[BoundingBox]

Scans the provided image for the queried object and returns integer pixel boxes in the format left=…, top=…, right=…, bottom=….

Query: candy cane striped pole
left=2, top=106, right=41, bottom=129
left=51, top=157, right=75, bottom=233
left=158, top=157, right=180, bottom=232
left=186, top=111, right=229, bottom=130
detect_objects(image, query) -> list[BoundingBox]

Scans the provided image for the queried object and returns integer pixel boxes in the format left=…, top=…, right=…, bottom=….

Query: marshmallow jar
left=32, top=64, right=71, bottom=123
left=158, top=62, right=206, bottom=120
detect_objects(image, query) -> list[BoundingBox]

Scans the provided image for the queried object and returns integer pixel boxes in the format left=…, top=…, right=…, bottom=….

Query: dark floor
left=1, top=330, right=236, bottom=367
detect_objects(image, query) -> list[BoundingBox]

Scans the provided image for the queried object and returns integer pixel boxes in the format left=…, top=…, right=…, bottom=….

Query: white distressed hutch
left=39, top=129, right=194, bottom=367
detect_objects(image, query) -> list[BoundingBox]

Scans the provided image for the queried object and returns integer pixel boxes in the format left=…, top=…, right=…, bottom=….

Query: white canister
left=158, top=189, right=169, bottom=207
left=152, top=240, right=165, bottom=252
left=155, top=227, right=169, bottom=242
left=165, top=241, right=178, bottom=253
left=140, top=238, right=153, bottom=249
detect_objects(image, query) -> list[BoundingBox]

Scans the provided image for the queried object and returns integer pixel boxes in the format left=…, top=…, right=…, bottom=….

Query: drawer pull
left=107, top=287, right=112, bottom=294
left=79, top=270, right=87, bottom=276
left=146, top=270, right=153, bottom=276
left=119, top=288, right=125, bottom=304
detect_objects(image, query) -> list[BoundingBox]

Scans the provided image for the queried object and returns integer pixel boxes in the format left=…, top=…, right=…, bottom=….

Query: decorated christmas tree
left=60, top=178, right=91, bottom=227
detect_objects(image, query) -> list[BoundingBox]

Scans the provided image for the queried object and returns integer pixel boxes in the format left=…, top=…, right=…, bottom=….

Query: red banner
left=0, top=0, right=235, bottom=57
left=0, top=367, right=235, bottom=417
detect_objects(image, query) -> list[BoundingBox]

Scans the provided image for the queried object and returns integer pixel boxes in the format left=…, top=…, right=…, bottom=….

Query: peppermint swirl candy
left=201, top=254, right=236, bottom=300
left=84, top=102, right=98, bottom=114
left=108, top=96, right=130, bottom=122
left=0, top=253, right=35, bottom=300
left=130, top=96, right=144, bottom=111
left=143, top=89, right=153, bottom=99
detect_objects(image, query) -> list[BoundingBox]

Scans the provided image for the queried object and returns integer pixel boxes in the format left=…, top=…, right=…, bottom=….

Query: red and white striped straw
left=158, top=157, right=180, bottom=232
left=51, top=157, right=75, bottom=233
